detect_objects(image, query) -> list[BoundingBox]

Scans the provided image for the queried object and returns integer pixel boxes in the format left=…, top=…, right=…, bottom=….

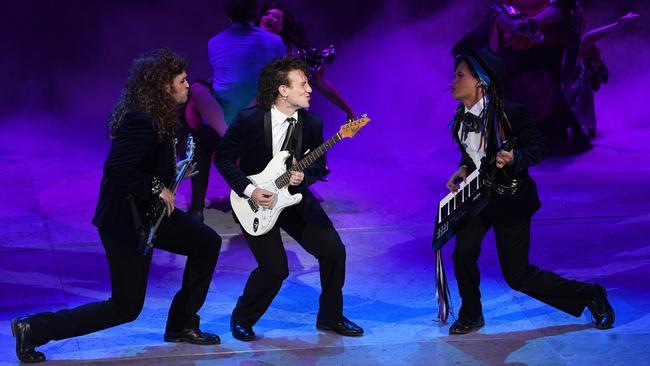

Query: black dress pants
left=231, top=205, right=346, bottom=327
left=27, top=209, right=221, bottom=346
left=188, top=124, right=220, bottom=213
left=452, top=212, right=595, bottom=322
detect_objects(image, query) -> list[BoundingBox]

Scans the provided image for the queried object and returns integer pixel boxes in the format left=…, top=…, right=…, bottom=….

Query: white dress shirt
left=243, top=105, right=299, bottom=197
left=458, top=98, right=486, bottom=170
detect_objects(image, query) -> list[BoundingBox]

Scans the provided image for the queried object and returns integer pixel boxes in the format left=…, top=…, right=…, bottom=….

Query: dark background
left=1, top=0, right=647, bottom=119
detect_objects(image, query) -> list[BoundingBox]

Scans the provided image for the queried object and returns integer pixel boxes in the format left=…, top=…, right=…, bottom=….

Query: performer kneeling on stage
left=445, top=45, right=614, bottom=335
left=215, top=56, right=363, bottom=341
left=11, top=48, right=222, bottom=363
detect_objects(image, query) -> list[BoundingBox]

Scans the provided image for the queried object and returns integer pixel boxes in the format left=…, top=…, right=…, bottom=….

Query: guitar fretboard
left=274, top=133, right=342, bottom=189
left=171, top=136, right=195, bottom=193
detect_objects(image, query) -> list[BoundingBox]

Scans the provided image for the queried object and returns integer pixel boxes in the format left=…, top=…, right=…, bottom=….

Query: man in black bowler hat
left=445, top=45, right=614, bottom=335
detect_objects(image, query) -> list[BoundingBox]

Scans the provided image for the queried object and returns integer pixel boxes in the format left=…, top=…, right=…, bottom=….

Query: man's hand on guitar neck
left=447, top=166, right=468, bottom=192
left=252, top=188, right=275, bottom=209
left=176, top=159, right=198, bottom=180
left=288, top=158, right=304, bottom=186
left=289, top=171, right=304, bottom=186
left=496, top=150, right=514, bottom=169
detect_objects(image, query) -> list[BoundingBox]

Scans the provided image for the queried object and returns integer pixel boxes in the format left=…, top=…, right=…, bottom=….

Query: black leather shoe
left=164, top=328, right=220, bottom=345
left=449, top=315, right=485, bottom=335
left=11, top=317, right=46, bottom=363
left=230, top=321, right=255, bottom=341
left=316, top=316, right=364, bottom=337
left=588, top=284, right=615, bottom=329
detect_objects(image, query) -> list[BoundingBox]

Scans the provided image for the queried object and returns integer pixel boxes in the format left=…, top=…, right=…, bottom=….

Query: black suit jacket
left=92, top=111, right=176, bottom=246
left=215, top=106, right=332, bottom=227
left=453, top=102, right=545, bottom=226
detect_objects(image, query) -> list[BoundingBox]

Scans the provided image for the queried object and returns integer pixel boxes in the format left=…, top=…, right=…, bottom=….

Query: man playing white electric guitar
left=215, top=56, right=366, bottom=342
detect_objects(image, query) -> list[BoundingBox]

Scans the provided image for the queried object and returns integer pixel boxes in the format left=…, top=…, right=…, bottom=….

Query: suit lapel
left=294, top=110, right=305, bottom=159
left=452, top=118, right=465, bottom=152
left=263, top=110, right=273, bottom=160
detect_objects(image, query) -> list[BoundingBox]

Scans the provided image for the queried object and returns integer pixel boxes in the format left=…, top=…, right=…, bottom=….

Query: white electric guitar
left=231, top=115, right=371, bottom=236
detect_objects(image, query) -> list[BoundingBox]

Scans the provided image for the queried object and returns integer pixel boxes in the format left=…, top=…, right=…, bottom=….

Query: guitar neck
left=170, top=152, right=194, bottom=194
left=170, top=166, right=188, bottom=193
left=274, top=133, right=342, bottom=189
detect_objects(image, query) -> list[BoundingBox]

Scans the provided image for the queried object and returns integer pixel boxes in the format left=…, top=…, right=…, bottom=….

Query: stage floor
left=1, top=113, right=649, bottom=365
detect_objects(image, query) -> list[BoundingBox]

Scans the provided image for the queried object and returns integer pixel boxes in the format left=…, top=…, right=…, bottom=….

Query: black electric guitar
left=137, top=135, right=195, bottom=255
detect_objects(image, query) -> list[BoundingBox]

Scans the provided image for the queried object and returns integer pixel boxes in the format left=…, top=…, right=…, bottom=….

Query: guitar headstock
left=339, top=114, right=370, bottom=139
left=186, top=134, right=196, bottom=161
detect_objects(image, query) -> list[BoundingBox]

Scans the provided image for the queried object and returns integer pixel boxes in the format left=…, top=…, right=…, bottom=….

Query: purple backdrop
left=1, top=1, right=650, bottom=363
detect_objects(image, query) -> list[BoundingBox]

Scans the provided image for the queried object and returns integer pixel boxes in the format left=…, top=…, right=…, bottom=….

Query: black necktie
left=281, top=117, right=297, bottom=151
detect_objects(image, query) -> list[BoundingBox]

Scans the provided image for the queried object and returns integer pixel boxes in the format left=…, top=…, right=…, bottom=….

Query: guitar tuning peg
left=361, top=113, right=367, bottom=118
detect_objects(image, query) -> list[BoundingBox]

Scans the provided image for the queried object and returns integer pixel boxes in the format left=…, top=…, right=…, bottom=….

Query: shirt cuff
left=243, top=184, right=256, bottom=198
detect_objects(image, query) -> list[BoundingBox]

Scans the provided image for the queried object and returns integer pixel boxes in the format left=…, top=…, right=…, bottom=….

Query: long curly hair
left=257, top=2, right=308, bottom=48
left=256, top=56, right=309, bottom=110
left=108, top=48, right=187, bottom=141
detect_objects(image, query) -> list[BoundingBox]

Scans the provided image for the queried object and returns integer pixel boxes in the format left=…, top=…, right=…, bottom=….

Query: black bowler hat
left=452, top=45, right=506, bottom=88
